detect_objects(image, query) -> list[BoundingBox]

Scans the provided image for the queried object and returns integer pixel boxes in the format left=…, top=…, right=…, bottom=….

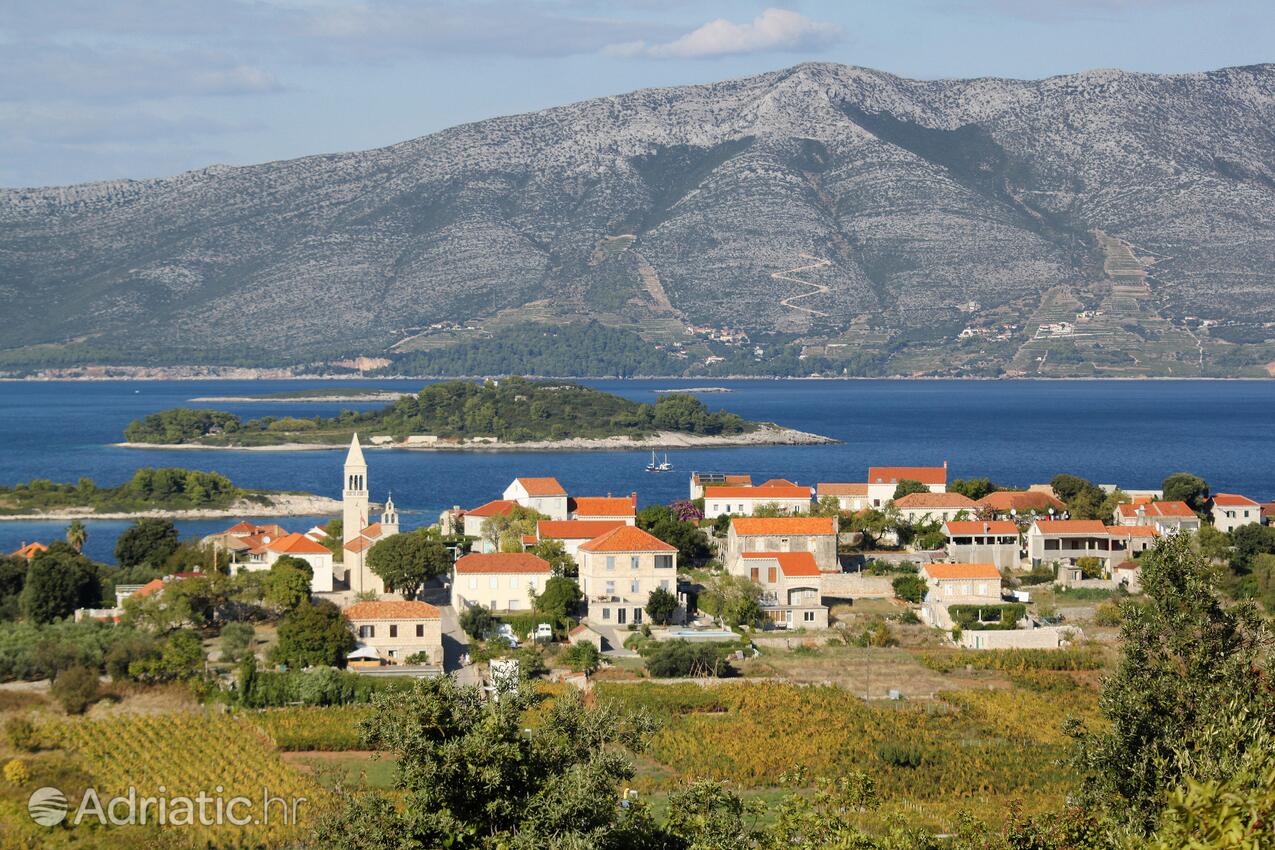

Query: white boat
left=645, top=451, right=673, bottom=473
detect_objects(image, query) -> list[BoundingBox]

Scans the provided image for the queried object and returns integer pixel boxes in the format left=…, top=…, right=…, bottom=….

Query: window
left=468, top=576, right=477, bottom=590
left=389, top=625, right=398, bottom=638
left=655, top=554, right=673, bottom=570
left=804, top=611, right=816, bottom=622
left=633, top=608, right=643, bottom=624
left=768, top=567, right=777, bottom=584
left=630, top=555, right=640, bottom=570
left=750, top=567, right=759, bottom=581
left=659, top=580, right=670, bottom=591
left=358, top=625, right=375, bottom=638
left=415, top=624, right=424, bottom=638
left=606, top=556, right=615, bottom=571
left=388, top=649, right=397, bottom=658
left=509, top=576, right=518, bottom=588
left=617, top=608, right=627, bottom=624
left=605, top=580, right=615, bottom=595
left=630, top=579, right=639, bottom=594
left=602, top=607, right=611, bottom=621
left=489, top=577, right=498, bottom=589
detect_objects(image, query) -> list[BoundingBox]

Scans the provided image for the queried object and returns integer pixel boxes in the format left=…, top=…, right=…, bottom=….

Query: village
left=18, top=434, right=1267, bottom=687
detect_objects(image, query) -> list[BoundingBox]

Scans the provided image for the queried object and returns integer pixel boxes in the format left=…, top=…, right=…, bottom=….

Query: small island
left=189, top=387, right=409, bottom=403
left=0, top=468, right=340, bottom=520
left=120, top=378, right=835, bottom=451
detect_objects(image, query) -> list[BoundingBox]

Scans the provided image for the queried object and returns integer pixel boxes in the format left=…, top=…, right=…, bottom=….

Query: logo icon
left=28, top=786, right=69, bottom=826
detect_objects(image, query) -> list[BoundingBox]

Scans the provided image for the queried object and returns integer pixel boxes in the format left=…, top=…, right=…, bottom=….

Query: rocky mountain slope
left=2, top=62, right=1273, bottom=373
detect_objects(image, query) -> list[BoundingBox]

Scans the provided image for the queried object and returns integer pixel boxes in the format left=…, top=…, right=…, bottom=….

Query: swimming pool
left=669, top=630, right=738, bottom=640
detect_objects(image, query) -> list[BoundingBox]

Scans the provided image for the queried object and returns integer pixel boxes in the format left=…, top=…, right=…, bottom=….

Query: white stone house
left=1114, top=500, right=1200, bottom=533
left=534, top=519, right=626, bottom=556
left=578, top=525, right=679, bottom=627
left=1211, top=493, right=1262, bottom=533
left=866, top=464, right=948, bottom=508
left=892, top=491, right=978, bottom=525
left=690, top=473, right=752, bottom=500
left=344, top=600, right=443, bottom=666
left=725, top=516, right=839, bottom=573
left=703, top=483, right=812, bottom=517
left=503, top=477, right=569, bottom=520
left=734, top=552, right=828, bottom=629
left=568, top=495, right=637, bottom=525
left=919, top=562, right=1004, bottom=629
left=816, top=482, right=870, bottom=512
left=451, top=552, right=552, bottom=612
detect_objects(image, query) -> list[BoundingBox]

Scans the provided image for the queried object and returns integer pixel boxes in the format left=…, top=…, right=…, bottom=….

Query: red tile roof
left=344, top=600, right=440, bottom=621
left=10, top=541, right=48, bottom=559
left=267, top=532, right=332, bottom=555
left=537, top=519, right=626, bottom=540
left=454, top=552, right=551, bottom=574
left=1213, top=493, right=1259, bottom=507
left=1117, top=500, right=1195, bottom=519
left=924, top=562, right=1002, bottom=580
left=893, top=492, right=977, bottom=510
left=704, top=485, right=811, bottom=500
left=578, top=525, right=677, bottom=553
left=1032, top=519, right=1108, bottom=534
left=466, top=499, right=519, bottom=518
left=817, top=482, right=869, bottom=497
left=741, top=551, right=821, bottom=577
left=944, top=520, right=1019, bottom=536
left=977, top=491, right=1065, bottom=513
left=731, top=516, right=837, bottom=536
left=133, top=578, right=167, bottom=599
left=1106, top=525, right=1159, bottom=538
left=361, top=522, right=384, bottom=539
left=759, top=478, right=798, bottom=487
left=344, top=537, right=373, bottom=554
left=570, top=496, right=636, bottom=517
left=514, top=477, right=567, bottom=497
left=868, top=466, right=947, bottom=486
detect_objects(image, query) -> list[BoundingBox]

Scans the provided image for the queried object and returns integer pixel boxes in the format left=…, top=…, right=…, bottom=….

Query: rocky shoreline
left=114, top=424, right=837, bottom=453
left=0, top=492, right=342, bottom=521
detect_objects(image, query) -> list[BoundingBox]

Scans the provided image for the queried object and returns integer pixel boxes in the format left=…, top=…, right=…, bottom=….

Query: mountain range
left=2, top=62, right=1274, bottom=377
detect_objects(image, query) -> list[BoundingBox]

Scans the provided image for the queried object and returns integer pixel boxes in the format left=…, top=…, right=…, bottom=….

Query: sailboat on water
left=645, top=451, right=673, bottom=473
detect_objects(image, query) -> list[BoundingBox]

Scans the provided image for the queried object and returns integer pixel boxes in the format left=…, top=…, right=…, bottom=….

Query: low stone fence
left=957, top=625, right=1081, bottom=650
left=821, top=573, right=895, bottom=599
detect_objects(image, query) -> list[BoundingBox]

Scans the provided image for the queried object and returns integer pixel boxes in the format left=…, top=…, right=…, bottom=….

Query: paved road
left=420, top=579, right=480, bottom=685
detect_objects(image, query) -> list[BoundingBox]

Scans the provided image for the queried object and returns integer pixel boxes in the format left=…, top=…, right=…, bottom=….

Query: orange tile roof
left=361, top=522, right=384, bottom=538
left=977, top=491, right=1065, bottom=513
left=466, top=499, right=519, bottom=518
left=11, top=541, right=48, bottom=559
left=1117, top=501, right=1195, bottom=519
left=868, top=466, right=947, bottom=486
left=893, top=492, right=977, bottom=509
left=924, top=562, right=1002, bottom=580
left=759, top=478, right=798, bottom=487
left=817, top=482, right=869, bottom=497
left=1213, top=493, right=1259, bottom=507
left=344, top=600, right=440, bottom=621
left=1106, top=525, right=1159, bottom=538
left=1032, top=519, right=1108, bottom=534
left=704, top=485, right=811, bottom=500
left=267, top=532, right=332, bottom=555
left=945, top=520, right=1019, bottom=536
left=344, top=537, right=373, bottom=553
left=225, top=521, right=287, bottom=538
left=570, top=496, right=636, bottom=517
left=578, top=525, right=677, bottom=553
left=741, top=551, right=821, bottom=577
left=515, top=477, right=567, bottom=497
left=537, top=519, right=626, bottom=540
left=454, top=552, right=551, bottom=574
left=731, top=516, right=837, bottom=536
left=133, top=578, right=167, bottom=599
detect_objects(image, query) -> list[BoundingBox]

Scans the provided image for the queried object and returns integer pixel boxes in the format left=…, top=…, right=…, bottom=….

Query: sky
left=2, top=0, right=1271, bottom=188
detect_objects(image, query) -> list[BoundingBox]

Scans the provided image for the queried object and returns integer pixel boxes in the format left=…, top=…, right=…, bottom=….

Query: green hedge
left=241, top=667, right=413, bottom=708
left=946, top=603, right=1026, bottom=631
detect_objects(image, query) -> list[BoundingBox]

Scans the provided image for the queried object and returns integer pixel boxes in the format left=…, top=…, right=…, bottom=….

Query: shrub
left=642, top=640, right=735, bottom=678
left=104, top=634, right=160, bottom=681
left=1093, top=602, right=1122, bottom=627
left=946, top=603, right=1026, bottom=631
left=562, top=640, right=602, bottom=674
left=892, top=574, right=927, bottom=603
left=877, top=742, right=923, bottom=768
left=404, top=651, right=431, bottom=664
left=219, top=622, right=256, bottom=663
left=4, top=758, right=29, bottom=785
left=5, top=717, right=37, bottom=752
left=460, top=605, right=495, bottom=640
left=51, top=665, right=100, bottom=715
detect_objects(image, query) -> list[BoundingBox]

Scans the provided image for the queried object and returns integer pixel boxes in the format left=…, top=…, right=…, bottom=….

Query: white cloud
left=607, top=8, right=843, bottom=60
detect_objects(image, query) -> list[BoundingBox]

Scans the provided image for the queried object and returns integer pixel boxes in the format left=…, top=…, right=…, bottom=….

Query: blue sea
left=1, top=378, right=1272, bottom=564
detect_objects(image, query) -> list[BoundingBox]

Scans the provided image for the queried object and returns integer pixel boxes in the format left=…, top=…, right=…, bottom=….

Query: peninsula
left=0, top=468, right=340, bottom=520
left=120, top=378, right=834, bottom=450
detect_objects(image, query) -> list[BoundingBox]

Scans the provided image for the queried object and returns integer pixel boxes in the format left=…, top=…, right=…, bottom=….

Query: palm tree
left=66, top=520, right=87, bottom=554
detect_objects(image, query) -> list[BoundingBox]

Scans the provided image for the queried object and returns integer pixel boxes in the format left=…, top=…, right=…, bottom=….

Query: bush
left=4, top=758, right=29, bottom=785
left=240, top=667, right=413, bottom=708
left=219, top=622, right=256, bottom=663
left=404, top=651, right=431, bottom=664
left=877, top=742, right=923, bottom=768
left=892, top=574, right=927, bottom=604
left=946, top=603, right=1026, bottom=631
left=562, top=640, right=602, bottom=674
left=51, top=665, right=100, bottom=715
left=642, top=640, right=735, bottom=678
left=104, top=634, right=160, bottom=681
left=1093, top=602, right=1122, bottom=627
left=460, top=605, right=495, bottom=640
left=5, top=717, right=37, bottom=752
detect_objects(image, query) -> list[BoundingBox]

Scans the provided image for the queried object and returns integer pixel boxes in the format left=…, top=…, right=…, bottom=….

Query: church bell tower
left=343, top=433, right=369, bottom=546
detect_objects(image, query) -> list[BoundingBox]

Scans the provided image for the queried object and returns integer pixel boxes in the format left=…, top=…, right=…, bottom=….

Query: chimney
left=631, top=492, right=638, bottom=507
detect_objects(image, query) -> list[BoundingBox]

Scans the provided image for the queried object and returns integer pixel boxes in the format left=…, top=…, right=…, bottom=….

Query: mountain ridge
left=3, top=61, right=1274, bottom=377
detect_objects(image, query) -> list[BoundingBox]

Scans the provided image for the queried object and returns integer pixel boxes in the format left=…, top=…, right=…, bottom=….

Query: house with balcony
left=725, top=516, right=839, bottom=572
left=866, top=464, right=948, bottom=507
left=1026, top=519, right=1114, bottom=568
left=1211, top=493, right=1262, bottom=533
left=976, top=490, right=1065, bottom=519
left=734, top=552, right=828, bottom=629
left=1113, top=500, right=1200, bottom=533
left=918, top=562, right=1004, bottom=629
left=578, top=525, right=680, bottom=627
left=344, top=600, right=443, bottom=667
left=892, top=491, right=978, bottom=525
left=703, top=482, right=812, bottom=517
left=944, top=520, right=1021, bottom=570
left=503, top=477, right=569, bottom=520
left=451, top=552, right=551, bottom=612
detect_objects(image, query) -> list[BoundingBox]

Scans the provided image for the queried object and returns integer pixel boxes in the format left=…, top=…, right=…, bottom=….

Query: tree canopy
left=366, top=531, right=452, bottom=599
left=114, top=518, right=181, bottom=568
left=272, top=601, right=355, bottom=669
left=1162, top=472, right=1210, bottom=513
left=21, top=542, right=102, bottom=624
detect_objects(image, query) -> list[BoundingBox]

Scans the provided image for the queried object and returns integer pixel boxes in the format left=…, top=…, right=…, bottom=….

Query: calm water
left=2, top=378, right=1272, bottom=563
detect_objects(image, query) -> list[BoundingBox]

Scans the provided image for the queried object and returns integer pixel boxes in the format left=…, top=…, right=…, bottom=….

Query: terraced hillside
left=1, top=62, right=1274, bottom=375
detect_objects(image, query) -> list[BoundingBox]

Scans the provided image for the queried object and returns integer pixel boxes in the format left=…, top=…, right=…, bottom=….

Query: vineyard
left=595, top=680, right=1101, bottom=830
left=29, top=711, right=328, bottom=848
left=251, top=706, right=372, bottom=751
